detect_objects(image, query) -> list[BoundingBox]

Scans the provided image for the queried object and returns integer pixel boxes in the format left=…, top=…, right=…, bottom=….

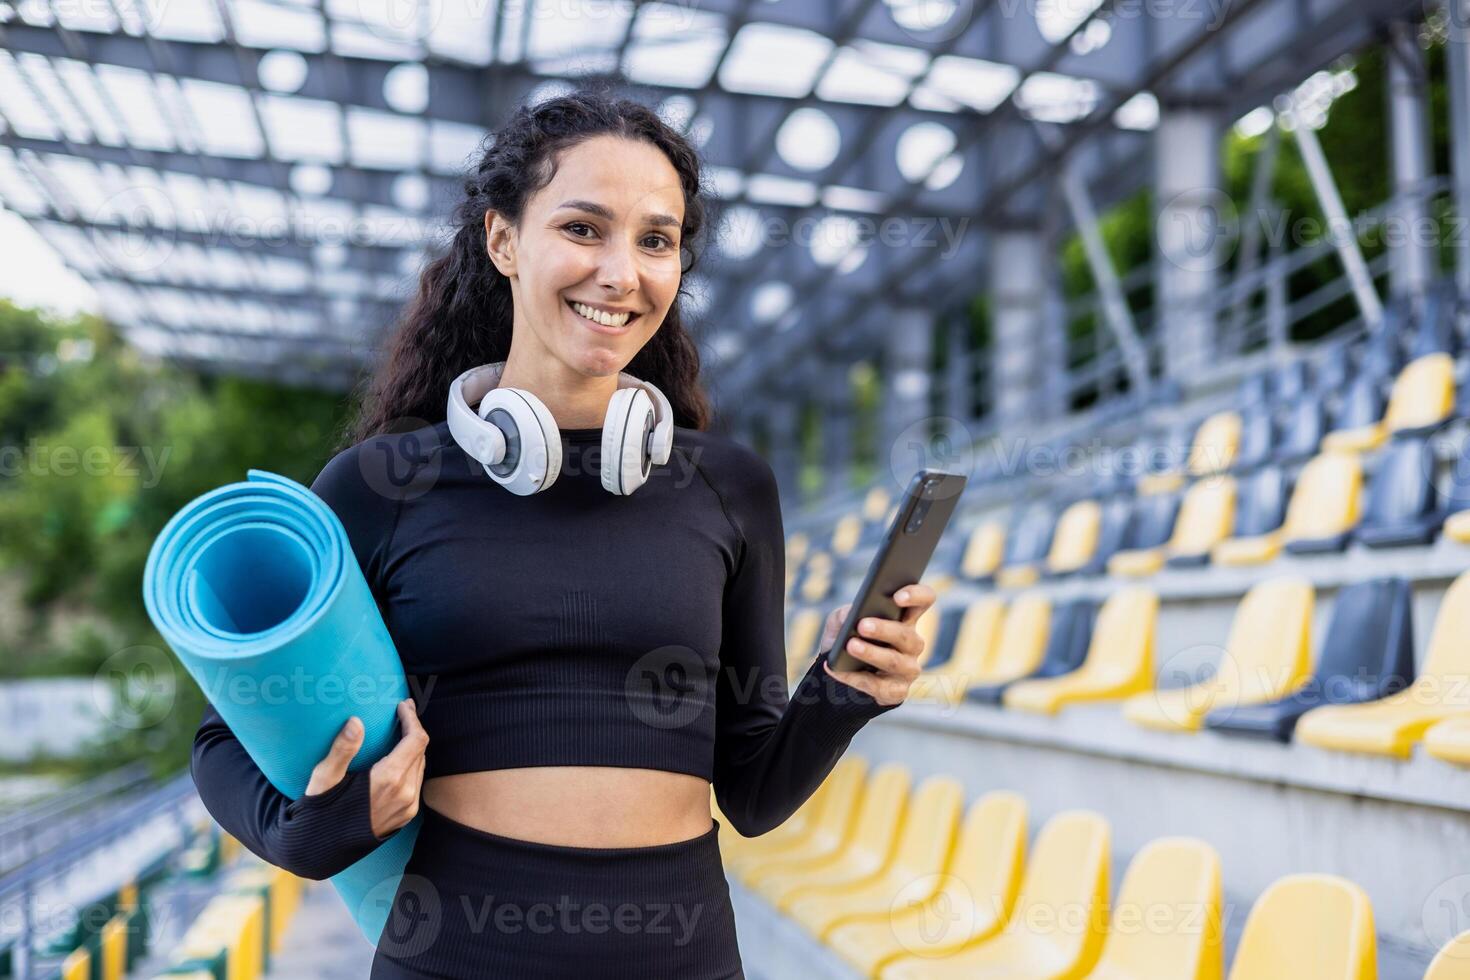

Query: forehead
left=532, top=135, right=685, bottom=223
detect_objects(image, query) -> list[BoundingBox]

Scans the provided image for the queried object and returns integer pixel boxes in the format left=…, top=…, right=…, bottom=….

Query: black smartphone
left=823, top=469, right=968, bottom=673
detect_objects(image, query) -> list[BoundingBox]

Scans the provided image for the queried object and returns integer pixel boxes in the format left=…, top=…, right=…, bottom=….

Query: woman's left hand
left=820, top=582, right=938, bottom=706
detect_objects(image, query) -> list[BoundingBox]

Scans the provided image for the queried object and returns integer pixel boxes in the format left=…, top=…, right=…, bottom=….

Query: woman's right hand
left=303, top=697, right=429, bottom=840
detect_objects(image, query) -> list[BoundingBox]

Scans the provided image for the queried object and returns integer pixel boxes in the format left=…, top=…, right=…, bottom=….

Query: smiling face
left=484, top=134, right=686, bottom=379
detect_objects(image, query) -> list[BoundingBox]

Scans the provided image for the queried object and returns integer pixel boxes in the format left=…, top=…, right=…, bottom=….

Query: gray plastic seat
left=1205, top=577, right=1415, bottom=741
left=1356, top=438, right=1441, bottom=548
left=965, top=598, right=1097, bottom=706
left=1275, top=395, right=1326, bottom=465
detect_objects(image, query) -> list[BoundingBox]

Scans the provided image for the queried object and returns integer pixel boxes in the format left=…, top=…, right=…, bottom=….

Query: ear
left=484, top=209, right=517, bottom=278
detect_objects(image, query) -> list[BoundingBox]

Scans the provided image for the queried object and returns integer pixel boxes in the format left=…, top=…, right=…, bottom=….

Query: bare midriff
left=422, top=767, right=714, bottom=847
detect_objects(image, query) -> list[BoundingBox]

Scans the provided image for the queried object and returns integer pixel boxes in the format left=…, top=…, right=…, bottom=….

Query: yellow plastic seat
left=1137, top=413, right=1242, bottom=496
left=1125, top=578, right=1314, bottom=733
left=1446, top=510, right=1470, bottom=544
left=1226, top=874, right=1375, bottom=980
left=863, top=486, right=892, bottom=522
left=826, top=791, right=1028, bottom=978
left=786, top=531, right=810, bottom=566
left=787, top=777, right=965, bottom=938
left=880, top=810, right=1111, bottom=980
left=997, top=563, right=1042, bottom=588
left=1088, top=838, right=1224, bottom=980
left=785, top=607, right=825, bottom=684
left=1425, top=717, right=1470, bottom=765
left=799, top=550, right=834, bottom=602
left=974, top=592, right=1053, bottom=683
left=961, top=521, right=1007, bottom=580
left=908, top=599, right=1006, bottom=704
left=1047, top=500, right=1103, bottom=576
left=721, top=756, right=865, bottom=869
left=1323, top=353, right=1456, bottom=453
left=1212, top=452, right=1361, bottom=566
left=749, top=764, right=911, bottom=904
left=832, top=512, right=863, bottom=556
left=1188, top=412, right=1242, bottom=476
left=731, top=757, right=869, bottom=885
left=1111, top=478, right=1237, bottom=577
left=1298, top=570, right=1470, bottom=757
left=1425, top=928, right=1470, bottom=979
left=1004, top=588, right=1158, bottom=715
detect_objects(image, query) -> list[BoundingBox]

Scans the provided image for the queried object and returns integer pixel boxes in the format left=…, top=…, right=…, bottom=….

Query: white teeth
left=571, top=301, right=631, bottom=328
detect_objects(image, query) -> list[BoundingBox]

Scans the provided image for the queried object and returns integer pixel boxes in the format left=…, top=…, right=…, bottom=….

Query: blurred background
left=3, top=0, right=1470, bottom=974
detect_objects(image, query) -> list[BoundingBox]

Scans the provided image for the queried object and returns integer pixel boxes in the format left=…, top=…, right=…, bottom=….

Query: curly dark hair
left=337, top=85, right=713, bottom=451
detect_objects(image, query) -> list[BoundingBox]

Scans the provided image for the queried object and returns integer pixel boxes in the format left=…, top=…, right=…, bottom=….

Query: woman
left=190, top=88, right=935, bottom=979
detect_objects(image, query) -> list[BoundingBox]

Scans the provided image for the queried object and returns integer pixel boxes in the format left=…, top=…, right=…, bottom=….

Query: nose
left=597, top=238, right=639, bottom=295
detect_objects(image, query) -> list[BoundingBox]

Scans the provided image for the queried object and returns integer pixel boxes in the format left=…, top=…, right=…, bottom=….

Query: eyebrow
left=556, top=199, right=681, bottom=229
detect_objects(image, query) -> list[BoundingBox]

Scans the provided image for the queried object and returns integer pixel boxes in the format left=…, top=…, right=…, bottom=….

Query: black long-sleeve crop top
left=190, top=419, right=901, bottom=879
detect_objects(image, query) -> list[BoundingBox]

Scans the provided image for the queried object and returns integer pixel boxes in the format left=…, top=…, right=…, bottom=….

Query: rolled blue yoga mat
left=143, top=468, right=419, bottom=944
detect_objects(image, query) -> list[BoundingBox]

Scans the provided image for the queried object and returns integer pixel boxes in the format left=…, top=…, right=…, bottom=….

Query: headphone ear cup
left=478, top=387, right=562, bottom=495
left=601, top=386, right=655, bottom=495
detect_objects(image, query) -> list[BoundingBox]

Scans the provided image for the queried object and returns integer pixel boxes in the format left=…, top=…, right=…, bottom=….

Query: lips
left=566, top=298, right=641, bottom=332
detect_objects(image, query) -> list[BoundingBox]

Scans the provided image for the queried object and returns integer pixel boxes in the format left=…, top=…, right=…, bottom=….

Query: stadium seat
left=907, top=598, right=1005, bottom=704
left=1125, top=578, right=1314, bottom=733
left=1323, top=353, right=1456, bottom=452
left=1411, top=283, right=1462, bottom=359
left=878, top=810, right=1110, bottom=980
left=1355, top=437, right=1441, bottom=547
left=1322, top=374, right=1387, bottom=452
left=1105, top=493, right=1181, bottom=575
left=958, top=520, right=1006, bottom=582
left=727, top=757, right=868, bottom=880
left=1081, top=496, right=1135, bottom=576
left=1441, top=442, right=1470, bottom=544
left=1087, top=838, right=1225, bottom=980
left=1205, top=576, right=1414, bottom=742
left=1313, top=346, right=1351, bottom=396
left=1297, top=569, right=1470, bottom=757
left=996, top=503, right=1059, bottom=588
left=1274, top=394, right=1327, bottom=465
left=750, top=763, right=911, bottom=906
left=786, top=776, right=965, bottom=939
left=785, top=607, right=824, bottom=683
left=1214, top=452, right=1361, bottom=564
left=1237, top=372, right=1268, bottom=406
left=1225, top=874, right=1376, bottom=980
left=1044, top=499, right=1102, bottom=576
left=1111, top=477, right=1235, bottom=576
left=1231, top=408, right=1275, bottom=473
left=1137, top=413, right=1239, bottom=494
left=967, top=598, right=1096, bottom=706
left=1274, top=360, right=1312, bottom=402
left=1424, top=717, right=1470, bottom=765
left=826, top=791, right=1027, bottom=978
left=798, top=550, right=835, bottom=602
left=831, top=511, right=864, bottom=557
left=1423, top=928, right=1470, bottom=979
left=1004, top=588, right=1158, bottom=715
left=918, top=605, right=963, bottom=670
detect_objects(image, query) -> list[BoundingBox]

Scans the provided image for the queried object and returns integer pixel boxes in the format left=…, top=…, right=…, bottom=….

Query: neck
left=496, top=350, right=619, bottom=430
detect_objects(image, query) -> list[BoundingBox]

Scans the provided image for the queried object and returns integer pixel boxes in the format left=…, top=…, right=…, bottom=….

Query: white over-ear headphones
left=446, top=361, right=675, bottom=496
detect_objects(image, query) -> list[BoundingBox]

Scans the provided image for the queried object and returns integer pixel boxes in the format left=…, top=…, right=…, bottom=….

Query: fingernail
left=860, top=620, right=874, bottom=634
left=348, top=717, right=362, bottom=735
left=897, top=590, right=909, bottom=601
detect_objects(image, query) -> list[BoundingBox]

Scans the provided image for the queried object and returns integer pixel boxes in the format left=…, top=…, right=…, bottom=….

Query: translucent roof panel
left=910, top=55, right=1020, bottom=113
left=0, top=53, right=63, bottom=140
left=426, top=3, right=496, bottom=65
left=719, top=23, right=832, bottom=98
left=260, top=94, right=346, bottom=163
left=15, top=55, right=93, bottom=143
left=0, top=150, right=51, bottom=214
left=429, top=120, right=489, bottom=174
left=526, top=0, right=632, bottom=76
left=233, top=0, right=328, bottom=51
left=182, top=79, right=267, bottom=157
left=347, top=108, right=426, bottom=170
left=54, top=61, right=128, bottom=145
left=816, top=41, right=929, bottom=107
left=1113, top=92, right=1159, bottom=130
left=1016, top=71, right=1099, bottom=123
left=149, top=0, right=225, bottom=43
left=623, top=4, right=728, bottom=89
left=96, top=65, right=177, bottom=151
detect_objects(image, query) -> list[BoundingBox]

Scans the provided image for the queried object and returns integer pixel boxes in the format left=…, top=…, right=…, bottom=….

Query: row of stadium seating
left=715, top=754, right=1470, bottom=978
left=785, top=569, right=1470, bottom=758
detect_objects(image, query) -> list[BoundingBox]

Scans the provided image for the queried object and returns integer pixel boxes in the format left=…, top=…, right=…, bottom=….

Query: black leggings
left=368, top=803, right=745, bottom=979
